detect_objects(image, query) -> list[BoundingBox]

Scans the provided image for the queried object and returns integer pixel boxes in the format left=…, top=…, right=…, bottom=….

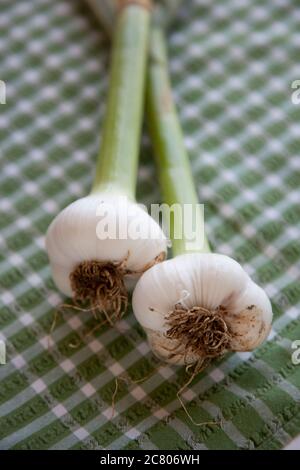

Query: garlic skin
left=46, top=194, right=167, bottom=297
left=132, top=253, right=273, bottom=365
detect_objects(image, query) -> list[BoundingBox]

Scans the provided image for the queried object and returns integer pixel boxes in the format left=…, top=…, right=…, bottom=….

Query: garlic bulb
left=46, top=193, right=167, bottom=318
left=132, top=253, right=272, bottom=365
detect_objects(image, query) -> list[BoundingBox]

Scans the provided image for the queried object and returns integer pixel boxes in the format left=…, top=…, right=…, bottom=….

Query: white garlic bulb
left=46, top=193, right=167, bottom=316
left=132, top=253, right=272, bottom=365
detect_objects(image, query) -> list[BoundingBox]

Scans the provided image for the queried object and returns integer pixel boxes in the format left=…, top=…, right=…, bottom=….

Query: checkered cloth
left=1, top=0, right=300, bottom=450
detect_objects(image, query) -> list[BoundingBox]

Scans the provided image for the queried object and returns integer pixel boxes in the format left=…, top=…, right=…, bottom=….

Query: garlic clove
left=225, top=280, right=273, bottom=351
left=48, top=263, right=73, bottom=297
left=190, top=253, right=249, bottom=310
left=145, top=327, right=200, bottom=366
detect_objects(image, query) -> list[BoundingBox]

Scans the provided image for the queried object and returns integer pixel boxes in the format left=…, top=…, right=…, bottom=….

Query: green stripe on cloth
left=0, top=0, right=300, bottom=450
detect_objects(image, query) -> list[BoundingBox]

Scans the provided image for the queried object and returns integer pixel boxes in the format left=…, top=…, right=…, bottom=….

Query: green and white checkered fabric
left=1, top=0, right=300, bottom=450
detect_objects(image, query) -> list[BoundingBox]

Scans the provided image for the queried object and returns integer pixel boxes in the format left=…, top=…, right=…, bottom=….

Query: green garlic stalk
left=46, top=1, right=167, bottom=321
left=84, top=0, right=273, bottom=365
left=133, top=25, right=273, bottom=366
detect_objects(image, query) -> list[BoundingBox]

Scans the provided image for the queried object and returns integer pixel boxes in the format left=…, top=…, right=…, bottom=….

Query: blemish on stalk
left=161, top=87, right=173, bottom=113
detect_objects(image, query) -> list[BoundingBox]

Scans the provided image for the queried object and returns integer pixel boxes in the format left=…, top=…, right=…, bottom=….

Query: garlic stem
left=84, top=2, right=204, bottom=251
left=146, top=26, right=210, bottom=255
left=92, top=3, right=150, bottom=199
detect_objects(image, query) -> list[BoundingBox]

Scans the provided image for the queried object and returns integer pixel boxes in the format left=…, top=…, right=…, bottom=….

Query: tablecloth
left=0, top=0, right=300, bottom=450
